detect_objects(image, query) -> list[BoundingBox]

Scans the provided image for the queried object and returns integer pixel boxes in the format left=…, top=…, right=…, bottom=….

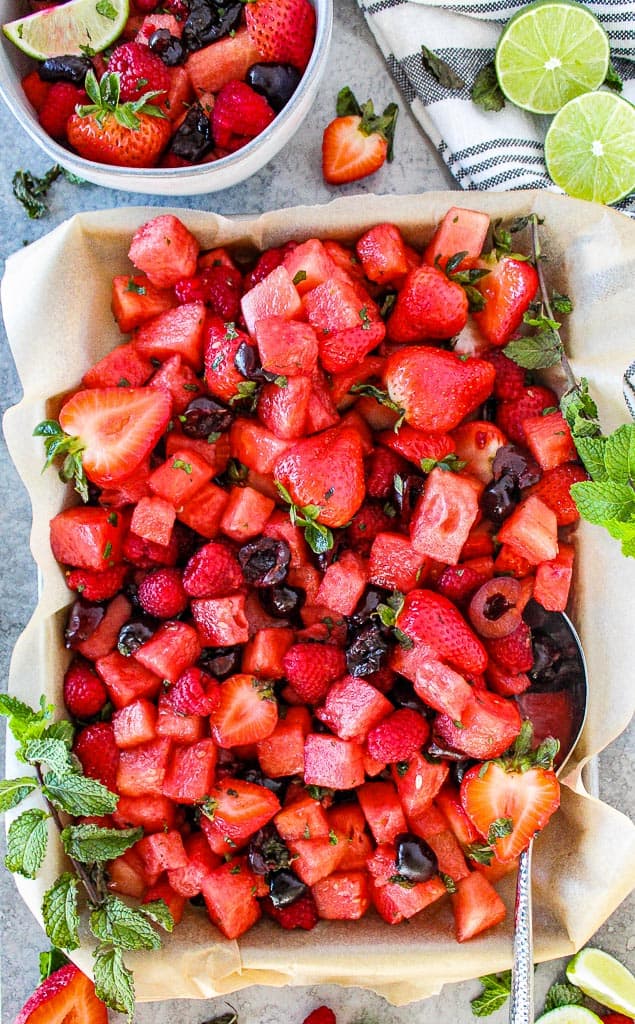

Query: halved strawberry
left=14, top=963, right=108, bottom=1024
left=57, top=387, right=172, bottom=487
left=460, top=760, right=560, bottom=862
left=322, top=90, right=397, bottom=186
left=210, top=673, right=279, bottom=747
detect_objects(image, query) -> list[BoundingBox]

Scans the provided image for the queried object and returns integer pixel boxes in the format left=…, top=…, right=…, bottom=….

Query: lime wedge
left=535, top=1009, right=604, bottom=1024
left=566, top=947, right=635, bottom=1016
left=544, top=91, right=635, bottom=205
left=3, top=0, right=129, bottom=60
left=495, top=0, right=610, bottom=114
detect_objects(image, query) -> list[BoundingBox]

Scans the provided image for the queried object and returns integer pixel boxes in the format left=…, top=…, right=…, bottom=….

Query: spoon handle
left=509, top=842, right=534, bottom=1024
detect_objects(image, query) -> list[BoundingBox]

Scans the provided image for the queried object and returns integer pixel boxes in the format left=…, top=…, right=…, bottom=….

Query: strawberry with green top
left=322, top=87, right=399, bottom=186
left=66, top=70, right=171, bottom=168
left=244, top=0, right=316, bottom=71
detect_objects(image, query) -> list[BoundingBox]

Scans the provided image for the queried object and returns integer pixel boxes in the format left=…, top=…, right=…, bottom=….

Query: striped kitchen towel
left=356, top=0, right=635, bottom=215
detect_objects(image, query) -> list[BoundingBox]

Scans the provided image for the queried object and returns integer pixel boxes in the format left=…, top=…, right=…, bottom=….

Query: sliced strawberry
left=59, top=387, right=172, bottom=486
left=210, top=673, right=279, bottom=747
left=322, top=94, right=396, bottom=187
left=14, top=963, right=108, bottom=1024
left=473, top=257, right=539, bottom=347
left=460, top=760, right=560, bottom=861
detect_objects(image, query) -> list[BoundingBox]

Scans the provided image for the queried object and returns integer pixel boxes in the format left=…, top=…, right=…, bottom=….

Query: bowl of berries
left=0, top=0, right=332, bottom=194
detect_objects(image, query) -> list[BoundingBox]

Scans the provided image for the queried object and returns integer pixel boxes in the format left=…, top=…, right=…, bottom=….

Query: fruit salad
left=5, top=0, right=317, bottom=168
left=36, top=209, right=587, bottom=945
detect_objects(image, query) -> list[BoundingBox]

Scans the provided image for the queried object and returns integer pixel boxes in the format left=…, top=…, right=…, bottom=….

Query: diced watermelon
left=148, top=354, right=203, bottom=414
left=497, top=495, right=559, bottom=565
left=522, top=411, right=577, bottom=471
left=116, top=736, right=173, bottom=797
left=451, top=870, right=506, bottom=941
left=133, top=621, right=202, bottom=682
left=201, top=859, right=262, bottom=938
left=391, top=751, right=449, bottom=818
left=316, top=677, right=392, bottom=742
left=220, top=485, right=275, bottom=542
left=287, top=835, right=346, bottom=885
left=149, top=450, right=214, bottom=508
left=82, top=341, right=153, bottom=389
left=315, top=550, right=368, bottom=615
left=134, top=302, right=206, bottom=370
left=162, top=738, right=218, bottom=804
left=50, top=506, right=125, bottom=571
left=371, top=874, right=448, bottom=924
left=274, top=794, right=330, bottom=841
left=112, top=697, right=157, bottom=748
left=533, top=543, right=574, bottom=612
left=410, top=469, right=480, bottom=565
left=143, top=878, right=186, bottom=925
left=413, top=659, right=474, bottom=720
left=112, top=794, right=177, bottom=833
left=241, top=265, right=302, bottom=336
left=255, top=316, right=318, bottom=377
left=176, top=482, right=229, bottom=538
left=111, top=274, right=175, bottom=334
left=129, top=496, right=176, bottom=547
left=185, top=27, right=261, bottom=96
left=167, top=832, right=221, bottom=898
left=369, top=532, right=427, bottom=592
left=311, top=870, right=371, bottom=919
left=357, top=781, right=407, bottom=844
left=423, top=207, right=490, bottom=269
left=191, top=594, right=249, bottom=646
left=303, top=734, right=366, bottom=790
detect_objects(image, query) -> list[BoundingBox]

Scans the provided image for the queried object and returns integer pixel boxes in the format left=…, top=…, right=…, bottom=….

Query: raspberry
left=303, top=1009, right=337, bottom=1024
left=107, top=42, right=171, bottom=103
left=122, top=529, right=180, bottom=568
left=73, top=722, right=119, bottom=791
left=482, top=349, right=527, bottom=400
left=530, top=462, right=588, bottom=525
left=436, top=565, right=486, bottom=606
left=182, top=541, right=244, bottom=598
left=66, top=564, right=128, bottom=602
left=282, top=642, right=347, bottom=704
left=366, top=708, right=429, bottom=762
left=212, top=80, right=275, bottom=151
left=38, top=82, right=86, bottom=140
left=496, top=385, right=558, bottom=445
left=169, top=667, right=220, bottom=715
left=486, top=620, right=534, bottom=674
left=63, top=660, right=108, bottom=719
left=365, top=446, right=407, bottom=500
left=175, top=265, right=242, bottom=321
left=345, top=503, right=393, bottom=556
left=261, top=892, right=319, bottom=930
left=137, top=567, right=188, bottom=617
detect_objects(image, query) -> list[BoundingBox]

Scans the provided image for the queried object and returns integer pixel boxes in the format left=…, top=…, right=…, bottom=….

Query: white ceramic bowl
left=0, top=0, right=332, bottom=195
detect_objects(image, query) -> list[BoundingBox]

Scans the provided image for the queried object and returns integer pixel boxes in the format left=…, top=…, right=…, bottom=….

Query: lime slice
left=495, top=0, right=610, bottom=114
left=3, top=0, right=129, bottom=60
left=566, top=947, right=635, bottom=1016
left=544, top=91, right=635, bottom=205
left=535, top=1009, right=604, bottom=1024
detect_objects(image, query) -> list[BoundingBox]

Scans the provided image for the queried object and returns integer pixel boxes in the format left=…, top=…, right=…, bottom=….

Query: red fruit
left=38, top=81, right=86, bottom=139
left=436, top=564, right=486, bottom=605
left=22, top=70, right=50, bottom=113
left=302, top=1007, right=337, bottom=1024
left=356, top=222, right=410, bottom=284
left=67, top=101, right=172, bottom=168
left=486, top=620, right=534, bottom=673
left=451, top=870, right=507, bottom=941
left=365, top=445, right=407, bottom=499
left=182, top=540, right=244, bottom=597
left=379, top=425, right=456, bottom=468
left=14, top=963, right=108, bottom=1024
left=409, top=467, right=480, bottom=566
left=210, top=673, right=278, bottom=746
left=108, top=42, right=171, bottom=103
left=496, top=385, right=558, bottom=445
left=274, top=426, right=366, bottom=529
left=397, top=589, right=488, bottom=676
left=129, top=215, right=199, bottom=288
left=175, top=265, right=243, bottom=321
left=461, top=760, right=560, bottom=861
left=451, top=420, right=509, bottom=484
left=262, top=892, right=320, bottom=930
left=497, top=495, right=559, bottom=565
left=137, top=567, right=188, bottom=618
left=59, top=387, right=172, bottom=487
left=322, top=115, right=388, bottom=186
left=383, top=347, right=495, bottom=433
left=73, top=721, right=119, bottom=791
left=169, top=667, right=220, bottom=716
left=63, top=660, right=108, bottom=719
left=387, top=264, right=469, bottom=342
left=212, top=80, right=276, bottom=150
left=482, top=349, right=527, bottom=400
left=434, top=689, right=522, bottom=760
left=346, top=503, right=394, bottom=556
left=599, top=1015, right=634, bottom=1024
left=530, top=462, right=587, bottom=525
left=473, top=257, right=539, bottom=347
left=245, top=0, right=316, bottom=70
left=66, top=564, right=128, bottom=601
left=282, top=642, right=347, bottom=703
left=423, top=206, right=490, bottom=269
left=366, top=707, right=429, bottom=762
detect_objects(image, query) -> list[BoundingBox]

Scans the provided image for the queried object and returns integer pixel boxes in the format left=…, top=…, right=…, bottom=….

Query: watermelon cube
left=112, top=698, right=158, bottom=748
left=116, top=736, right=173, bottom=797
left=133, top=621, right=201, bottom=682
left=369, top=532, right=427, bottom=592
left=185, top=27, right=261, bottom=96
left=410, top=468, right=480, bottom=565
left=176, top=481, right=229, bottom=538
left=162, top=738, right=218, bottom=804
left=241, top=265, right=302, bottom=336
left=167, top=832, right=222, bottom=898
left=155, top=691, right=206, bottom=742
left=533, top=542, right=574, bottom=612
left=134, top=301, right=206, bottom=370
left=191, top=594, right=249, bottom=646
left=143, top=878, right=186, bottom=926
left=201, top=860, right=262, bottom=939
left=311, top=870, right=371, bottom=920
left=129, top=495, right=176, bottom=547
left=371, top=874, right=448, bottom=924
left=256, top=714, right=306, bottom=777
left=148, top=354, right=202, bottom=414
left=497, top=495, right=559, bottom=565
left=356, top=223, right=410, bottom=285
left=413, top=659, right=474, bottom=719
left=274, top=794, right=330, bottom=841
left=149, top=450, right=214, bottom=509
left=257, top=376, right=313, bottom=440
left=255, top=316, right=318, bottom=377
left=50, top=506, right=125, bottom=571
left=522, top=411, right=577, bottom=470
left=315, top=550, right=368, bottom=615
left=287, top=835, right=346, bottom=886
left=106, top=847, right=148, bottom=898
left=303, top=734, right=366, bottom=791
left=112, top=794, right=177, bottom=834
left=220, top=485, right=275, bottom=542
left=136, top=829, right=188, bottom=876
left=282, top=238, right=338, bottom=295
left=128, top=214, right=199, bottom=288
left=423, top=206, right=490, bottom=269
left=451, top=870, right=506, bottom=941
left=391, top=751, right=449, bottom=818
left=82, top=341, right=153, bottom=389
left=111, top=274, right=175, bottom=334
left=242, top=627, right=294, bottom=678
left=357, top=781, right=407, bottom=844
left=316, top=677, right=392, bottom=742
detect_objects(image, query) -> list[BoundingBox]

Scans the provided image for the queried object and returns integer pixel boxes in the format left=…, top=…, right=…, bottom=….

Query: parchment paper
left=2, top=193, right=635, bottom=1005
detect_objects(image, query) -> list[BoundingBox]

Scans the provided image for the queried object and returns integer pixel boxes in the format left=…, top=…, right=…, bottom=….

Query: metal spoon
left=509, top=601, right=589, bottom=1024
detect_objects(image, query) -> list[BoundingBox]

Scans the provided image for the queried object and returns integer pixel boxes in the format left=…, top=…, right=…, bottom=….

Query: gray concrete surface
left=0, top=1, right=633, bottom=1021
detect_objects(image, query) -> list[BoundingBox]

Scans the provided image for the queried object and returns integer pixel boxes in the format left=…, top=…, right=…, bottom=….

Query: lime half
left=544, top=91, right=635, bottom=205
left=566, top=947, right=635, bottom=1016
left=3, top=0, right=129, bottom=60
left=495, top=0, right=610, bottom=114
left=535, top=1008, right=604, bottom=1024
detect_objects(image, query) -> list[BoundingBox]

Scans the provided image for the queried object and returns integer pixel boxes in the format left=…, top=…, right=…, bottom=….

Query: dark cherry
left=346, top=621, right=389, bottom=677
left=238, top=538, right=291, bottom=587
left=349, top=586, right=389, bottom=628
left=234, top=341, right=264, bottom=381
left=390, top=678, right=428, bottom=715
left=117, top=620, right=155, bottom=657
left=248, top=825, right=292, bottom=875
left=182, top=0, right=243, bottom=52
left=235, top=765, right=287, bottom=800
left=267, top=868, right=308, bottom=908
left=449, top=758, right=477, bottom=787
left=169, top=102, right=214, bottom=163
left=39, top=54, right=92, bottom=84
left=481, top=474, right=518, bottom=525
left=260, top=584, right=305, bottom=619
left=394, top=833, right=438, bottom=882
left=65, top=600, right=104, bottom=649
left=198, top=645, right=242, bottom=679
left=492, top=444, right=541, bottom=488
left=148, top=28, right=185, bottom=65
left=181, top=396, right=233, bottom=439
left=246, top=62, right=302, bottom=112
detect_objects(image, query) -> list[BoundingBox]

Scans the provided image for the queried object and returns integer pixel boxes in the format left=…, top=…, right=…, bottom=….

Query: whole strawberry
left=366, top=708, right=429, bottom=762
left=137, top=567, right=188, bottom=618
left=107, top=42, right=171, bottom=103
left=274, top=425, right=366, bottom=529
left=212, top=80, right=276, bottom=152
left=283, top=641, right=346, bottom=703
left=386, top=264, right=469, bottom=342
left=63, top=659, right=108, bottom=719
left=245, top=0, right=316, bottom=71
left=73, top=722, right=119, bottom=791
left=67, top=71, right=171, bottom=168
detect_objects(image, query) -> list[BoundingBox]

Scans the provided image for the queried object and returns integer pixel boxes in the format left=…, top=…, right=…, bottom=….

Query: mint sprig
left=349, top=383, right=405, bottom=431
left=33, top=419, right=89, bottom=502
left=275, top=481, right=334, bottom=554
left=471, top=971, right=512, bottom=1016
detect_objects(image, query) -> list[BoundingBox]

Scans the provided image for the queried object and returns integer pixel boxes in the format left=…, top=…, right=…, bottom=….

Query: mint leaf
left=487, top=817, right=513, bottom=843
left=42, top=720, right=75, bottom=747
left=471, top=61, right=505, bottom=112
left=0, top=694, right=52, bottom=745
left=560, top=380, right=601, bottom=437
left=504, top=330, right=563, bottom=370
left=90, top=896, right=162, bottom=951
left=93, top=947, right=135, bottom=1021
left=421, top=45, right=466, bottom=90
left=42, top=872, right=80, bottom=950
left=569, top=480, right=635, bottom=525
left=543, top=981, right=584, bottom=1012
left=574, top=436, right=608, bottom=481
left=421, top=453, right=467, bottom=474
left=139, top=899, right=175, bottom=932
left=24, top=738, right=75, bottom=776
left=0, top=776, right=38, bottom=813
left=303, top=520, right=333, bottom=555
left=471, top=971, right=512, bottom=1016
left=466, top=841, right=494, bottom=866
left=39, top=948, right=70, bottom=982
left=604, top=519, right=635, bottom=557
left=603, top=424, right=635, bottom=483
left=5, top=808, right=49, bottom=878
left=42, top=773, right=118, bottom=817
left=61, top=824, right=142, bottom=863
